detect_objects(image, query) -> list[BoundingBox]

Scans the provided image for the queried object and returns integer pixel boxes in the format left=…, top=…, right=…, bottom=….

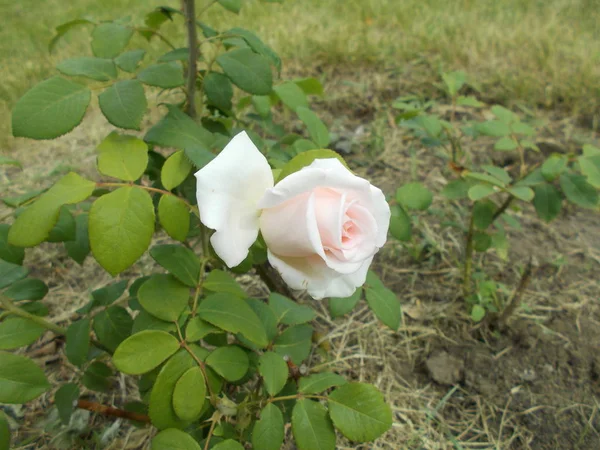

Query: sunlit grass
left=2, top=0, right=599, bottom=144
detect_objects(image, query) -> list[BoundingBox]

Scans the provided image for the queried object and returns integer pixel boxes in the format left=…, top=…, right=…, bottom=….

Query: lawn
left=2, top=0, right=600, bottom=449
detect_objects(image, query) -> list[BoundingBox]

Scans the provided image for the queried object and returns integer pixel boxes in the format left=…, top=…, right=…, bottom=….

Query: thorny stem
left=191, top=259, right=209, bottom=316
left=498, top=259, right=534, bottom=326
left=203, top=413, right=219, bottom=450
left=183, top=0, right=199, bottom=118
left=256, top=263, right=297, bottom=300
left=462, top=212, right=475, bottom=299
left=492, top=195, right=513, bottom=222
left=77, top=399, right=150, bottom=424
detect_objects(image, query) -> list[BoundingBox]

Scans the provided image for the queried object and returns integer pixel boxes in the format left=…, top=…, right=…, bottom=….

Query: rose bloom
left=195, top=131, right=390, bottom=299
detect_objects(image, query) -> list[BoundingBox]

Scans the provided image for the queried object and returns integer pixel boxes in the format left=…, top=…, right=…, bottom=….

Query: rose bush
left=195, top=131, right=391, bottom=299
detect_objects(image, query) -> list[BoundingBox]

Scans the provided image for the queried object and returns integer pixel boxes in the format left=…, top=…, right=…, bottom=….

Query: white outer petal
left=267, top=250, right=374, bottom=299
left=195, top=131, right=273, bottom=267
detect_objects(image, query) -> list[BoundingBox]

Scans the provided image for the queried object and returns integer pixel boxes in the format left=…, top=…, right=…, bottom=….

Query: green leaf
left=145, top=105, right=215, bottom=166
left=473, top=231, right=491, bottom=252
left=12, top=76, right=91, bottom=139
left=277, top=149, right=347, bottom=182
left=114, top=330, right=180, bottom=375
left=259, top=352, right=288, bottom=396
left=365, top=283, right=401, bottom=331
left=150, top=350, right=196, bottom=429
left=65, top=318, right=90, bottom=366
left=89, top=186, right=155, bottom=275
left=292, top=399, right=336, bottom=450
left=93, top=306, right=133, bottom=352
left=99, top=80, right=147, bottom=130
left=296, top=106, right=329, bottom=147
left=0, top=224, right=24, bottom=265
left=4, top=278, right=48, bottom=301
left=482, top=165, right=512, bottom=185
left=158, top=195, right=190, bottom=242
left=491, top=105, right=517, bottom=124
left=91, top=22, right=133, bottom=58
left=173, top=367, right=206, bottom=422
left=252, top=403, right=284, bottom=450
left=138, top=274, right=189, bottom=322
left=2, top=189, right=44, bottom=208
left=0, top=318, right=44, bottom=350
left=494, top=136, right=518, bottom=151
left=465, top=172, right=506, bottom=187
left=57, top=57, right=117, bottom=81
left=218, top=0, right=242, bottom=13
left=441, top=179, right=470, bottom=200
left=0, top=351, right=50, bottom=403
left=0, top=411, right=8, bottom=450
left=55, top=383, right=79, bottom=425
left=329, top=289, right=361, bottom=318
left=212, top=440, right=244, bottom=450
left=274, top=324, right=313, bottom=364
left=471, top=304, right=486, bottom=322
left=294, top=77, right=324, bottom=96
left=507, top=186, right=534, bottom=202
left=579, top=155, right=600, bottom=188
left=152, top=428, right=201, bottom=450
left=328, top=383, right=392, bottom=442
left=299, top=372, right=347, bottom=394
left=204, top=270, right=247, bottom=298
left=583, top=144, right=600, bottom=157
left=46, top=207, right=76, bottom=242
left=472, top=200, right=495, bottom=230
left=252, top=95, right=271, bottom=118
left=269, top=293, right=315, bottom=325
left=227, top=28, right=281, bottom=71
left=96, top=132, right=148, bottom=180
left=185, top=317, right=220, bottom=341
left=541, top=155, right=568, bottom=181
left=468, top=184, right=496, bottom=201
left=132, top=310, right=177, bottom=334
left=476, top=120, right=510, bottom=137
left=274, top=82, right=309, bottom=111
left=247, top=299, right=278, bottom=341
left=162, top=151, right=193, bottom=190
left=49, top=18, right=95, bottom=52
left=0, top=260, right=28, bottom=289
left=456, top=96, right=484, bottom=107
left=82, top=361, right=113, bottom=392
left=206, top=346, right=249, bottom=381
left=65, top=213, right=91, bottom=265
left=158, top=48, right=189, bottom=63
left=90, top=280, right=128, bottom=308
left=389, top=204, right=412, bottom=242
left=9, top=172, right=95, bottom=247
left=115, top=49, right=146, bottom=72
left=217, top=48, right=273, bottom=95
left=559, top=173, right=598, bottom=208
left=150, top=245, right=201, bottom=287
left=138, top=62, right=184, bottom=88
left=197, top=294, right=268, bottom=347
left=511, top=122, right=535, bottom=136
left=204, top=72, right=233, bottom=111
left=396, top=182, right=433, bottom=211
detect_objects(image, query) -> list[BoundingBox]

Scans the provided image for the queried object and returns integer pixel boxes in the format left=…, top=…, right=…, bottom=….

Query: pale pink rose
left=195, top=131, right=390, bottom=299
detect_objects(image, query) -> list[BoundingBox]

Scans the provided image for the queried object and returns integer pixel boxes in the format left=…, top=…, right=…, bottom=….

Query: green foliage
left=89, top=187, right=155, bottom=275
left=12, top=77, right=91, bottom=139
left=0, top=351, right=50, bottom=403
left=99, top=80, right=147, bottom=130
left=3, top=5, right=396, bottom=449
left=0, top=411, right=8, bottom=450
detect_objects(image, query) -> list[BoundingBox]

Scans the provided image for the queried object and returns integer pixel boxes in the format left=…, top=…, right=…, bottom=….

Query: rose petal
left=267, top=250, right=374, bottom=299
left=369, top=185, right=390, bottom=247
left=195, top=131, right=273, bottom=267
left=260, top=191, right=324, bottom=258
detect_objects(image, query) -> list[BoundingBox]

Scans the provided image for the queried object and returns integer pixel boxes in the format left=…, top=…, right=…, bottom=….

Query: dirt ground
left=2, top=67, right=600, bottom=449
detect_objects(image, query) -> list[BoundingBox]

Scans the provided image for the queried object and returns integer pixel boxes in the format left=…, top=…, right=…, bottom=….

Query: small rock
left=426, top=350, right=464, bottom=386
left=520, top=368, right=537, bottom=382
